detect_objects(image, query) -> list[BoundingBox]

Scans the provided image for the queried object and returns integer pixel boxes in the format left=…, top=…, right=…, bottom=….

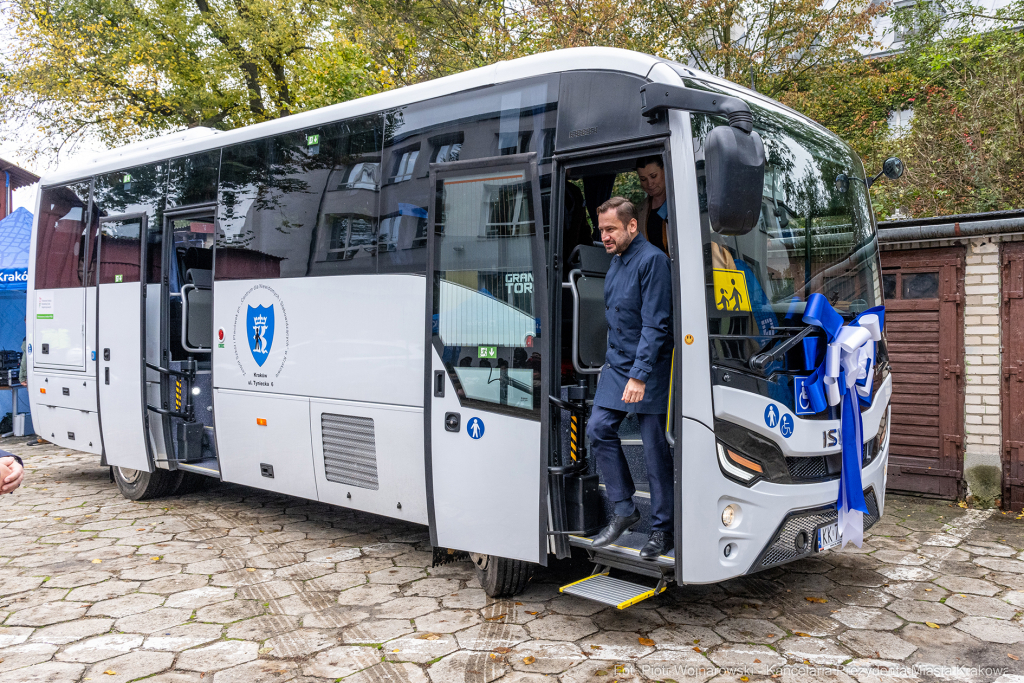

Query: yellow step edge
left=559, top=572, right=609, bottom=592
left=616, top=585, right=667, bottom=610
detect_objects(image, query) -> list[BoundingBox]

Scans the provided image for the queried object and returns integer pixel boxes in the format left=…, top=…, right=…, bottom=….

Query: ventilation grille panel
left=322, top=413, right=379, bottom=490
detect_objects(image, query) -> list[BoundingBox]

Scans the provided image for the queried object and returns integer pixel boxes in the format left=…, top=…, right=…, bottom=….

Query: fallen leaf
left=1009, top=654, right=1020, bottom=660
left=753, top=658, right=761, bottom=663
left=104, top=671, right=117, bottom=676
left=639, top=637, right=655, bottom=647
left=926, top=622, right=940, bottom=629
left=590, top=645, right=602, bottom=650
left=766, top=634, right=775, bottom=638
left=393, top=649, right=400, bottom=652
left=91, top=559, right=102, bottom=564
left=794, top=632, right=812, bottom=637
left=515, top=602, right=523, bottom=605
left=523, top=656, right=536, bottom=664
left=805, top=597, right=827, bottom=603
left=246, top=568, right=256, bottom=572
left=595, top=670, right=607, bottom=676
left=494, top=647, right=512, bottom=654
left=526, top=611, right=538, bottom=615
left=925, top=588, right=933, bottom=592
left=485, top=614, right=507, bottom=621
left=418, top=633, right=441, bottom=640
left=489, top=653, right=497, bottom=660
left=258, top=647, right=273, bottom=655
left=150, top=556, right=160, bottom=561
left=692, top=647, right=701, bottom=652
left=741, top=677, right=749, bottom=682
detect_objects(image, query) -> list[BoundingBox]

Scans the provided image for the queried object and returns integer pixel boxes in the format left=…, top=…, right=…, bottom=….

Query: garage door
left=880, top=247, right=964, bottom=498
left=1002, top=242, right=1024, bottom=510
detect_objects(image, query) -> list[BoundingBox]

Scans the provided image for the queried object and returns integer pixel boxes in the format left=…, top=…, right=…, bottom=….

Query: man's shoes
left=640, top=531, right=673, bottom=559
left=591, top=509, right=641, bottom=548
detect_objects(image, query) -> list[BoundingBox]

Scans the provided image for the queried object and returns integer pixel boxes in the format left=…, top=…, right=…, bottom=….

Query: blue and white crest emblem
left=247, top=304, right=275, bottom=366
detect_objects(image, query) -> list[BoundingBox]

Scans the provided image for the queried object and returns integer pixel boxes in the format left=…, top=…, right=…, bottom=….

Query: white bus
left=27, top=47, right=894, bottom=606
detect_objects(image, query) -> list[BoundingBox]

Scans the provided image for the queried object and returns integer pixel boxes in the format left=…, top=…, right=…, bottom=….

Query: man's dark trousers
left=588, top=405, right=673, bottom=533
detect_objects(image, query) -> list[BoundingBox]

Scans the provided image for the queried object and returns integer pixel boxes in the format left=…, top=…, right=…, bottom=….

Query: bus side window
left=35, top=182, right=92, bottom=289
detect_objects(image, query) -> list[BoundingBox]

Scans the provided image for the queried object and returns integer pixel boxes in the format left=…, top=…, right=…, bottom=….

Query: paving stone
left=264, top=628, right=337, bottom=657
left=367, top=566, right=427, bottom=585
left=827, top=586, right=893, bottom=607
left=164, top=586, right=236, bottom=609
left=773, top=613, right=842, bottom=637
left=634, top=649, right=715, bottom=683
left=0, top=576, right=45, bottom=597
left=577, top=630, right=656, bottom=660
left=707, top=643, right=786, bottom=674
left=944, top=593, right=1019, bottom=619
left=336, top=584, right=399, bottom=606
left=0, top=626, right=34, bottom=647
left=302, top=607, right=371, bottom=630
left=545, top=594, right=608, bottom=616
left=212, top=659, right=299, bottom=683
left=441, top=588, right=489, bottom=610
left=825, top=568, right=887, bottom=588
left=347, top=661, right=428, bottom=683
left=236, top=580, right=304, bottom=601
left=832, top=606, right=904, bottom=630
left=954, top=616, right=1024, bottom=643
left=226, top=614, right=301, bottom=641
left=302, top=645, right=380, bottom=678
left=647, top=624, right=723, bottom=650
left=210, top=568, right=276, bottom=587
left=506, top=640, right=585, bottom=673
left=838, top=629, right=918, bottom=660
left=375, top=596, right=439, bottom=619
left=713, top=617, right=784, bottom=644
left=590, top=606, right=665, bottom=633
left=196, top=599, right=264, bottom=623
left=40, top=570, right=111, bottom=589
left=142, top=623, right=224, bottom=651
left=304, top=572, right=365, bottom=592
left=657, top=603, right=726, bottom=625
left=305, top=547, right=362, bottom=563
left=113, top=607, right=193, bottom=635
left=81, top=650, right=174, bottom=683
left=27, top=618, right=113, bottom=645
left=0, top=660, right=85, bottom=682
left=976, top=557, right=1024, bottom=574
left=559, top=659, right=642, bottom=683
left=886, top=598, right=958, bottom=625
left=177, top=639, right=260, bottom=671
left=427, top=650, right=508, bottom=683
left=0, top=642, right=60, bottom=672
left=5, top=601, right=88, bottom=626
left=341, top=618, right=415, bottom=644
left=413, top=609, right=482, bottom=634
left=525, top=614, right=598, bottom=641
left=779, top=635, right=851, bottom=665
left=932, top=575, right=1000, bottom=596
left=884, top=582, right=948, bottom=602
left=138, top=574, right=210, bottom=595
left=455, top=623, right=530, bottom=651
left=55, top=633, right=144, bottom=663
left=385, top=632, right=460, bottom=664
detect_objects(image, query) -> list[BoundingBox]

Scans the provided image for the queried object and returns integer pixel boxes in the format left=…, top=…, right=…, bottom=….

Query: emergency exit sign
left=478, top=346, right=497, bottom=359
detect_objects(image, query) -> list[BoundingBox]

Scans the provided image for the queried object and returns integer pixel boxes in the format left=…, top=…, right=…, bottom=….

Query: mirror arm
left=640, top=84, right=754, bottom=134
left=866, top=169, right=885, bottom=188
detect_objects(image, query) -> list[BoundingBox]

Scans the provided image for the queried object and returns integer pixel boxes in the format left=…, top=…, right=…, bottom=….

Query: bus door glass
left=426, top=153, right=548, bottom=563
left=96, top=214, right=154, bottom=471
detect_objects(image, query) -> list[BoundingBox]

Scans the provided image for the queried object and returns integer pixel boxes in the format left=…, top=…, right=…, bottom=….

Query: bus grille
left=322, top=413, right=379, bottom=490
left=752, top=488, right=880, bottom=571
left=786, top=456, right=829, bottom=480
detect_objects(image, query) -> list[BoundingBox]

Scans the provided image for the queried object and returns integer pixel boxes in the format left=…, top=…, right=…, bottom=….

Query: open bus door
left=425, top=153, right=549, bottom=565
left=95, top=214, right=154, bottom=472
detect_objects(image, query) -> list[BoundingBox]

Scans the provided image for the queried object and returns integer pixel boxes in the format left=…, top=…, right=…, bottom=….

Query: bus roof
left=37, top=47, right=818, bottom=187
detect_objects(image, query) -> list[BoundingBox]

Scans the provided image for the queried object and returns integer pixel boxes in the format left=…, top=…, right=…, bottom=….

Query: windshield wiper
left=749, top=325, right=818, bottom=373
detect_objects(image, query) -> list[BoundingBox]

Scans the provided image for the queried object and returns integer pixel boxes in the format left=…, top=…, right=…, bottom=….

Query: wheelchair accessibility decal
left=763, top=404, right=795, bottom=439
left=467, top=417, right=485, bottom=440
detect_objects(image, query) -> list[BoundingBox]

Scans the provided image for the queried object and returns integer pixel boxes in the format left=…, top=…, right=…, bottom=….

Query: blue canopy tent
left=0, top=206, right=31, bottom=427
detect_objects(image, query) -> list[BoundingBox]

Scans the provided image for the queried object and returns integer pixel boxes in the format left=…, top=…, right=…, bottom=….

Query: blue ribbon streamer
left=799, top=294, right=886, bottom=528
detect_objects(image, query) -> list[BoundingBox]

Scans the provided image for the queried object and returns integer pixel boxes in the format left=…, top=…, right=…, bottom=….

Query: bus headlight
left=717, top=441, right=764, bottom=485
left=722, top=504, right=739, bottom=527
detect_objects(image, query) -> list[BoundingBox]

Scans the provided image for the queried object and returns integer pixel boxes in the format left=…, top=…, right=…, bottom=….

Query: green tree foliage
left=0, top=0, right=388, bottom=158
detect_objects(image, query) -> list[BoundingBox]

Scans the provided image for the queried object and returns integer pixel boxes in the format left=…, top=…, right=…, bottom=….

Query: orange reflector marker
left=40, top=388, right=46, bottom=394
left=256, top=418, right=267, bottom=426
left=726, top=448, right=763, bottom=473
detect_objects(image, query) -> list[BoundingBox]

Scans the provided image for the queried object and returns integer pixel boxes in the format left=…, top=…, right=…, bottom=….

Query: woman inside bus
left=635, top=156, right=669, bottom=255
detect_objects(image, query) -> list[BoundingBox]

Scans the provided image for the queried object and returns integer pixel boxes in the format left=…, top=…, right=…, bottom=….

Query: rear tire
left=111, top=466, right=182, bottom=501
left=471, top=553, right=534, bottom=597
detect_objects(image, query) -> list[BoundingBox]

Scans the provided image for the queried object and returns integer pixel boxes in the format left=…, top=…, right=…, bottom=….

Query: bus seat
left=186, top=268, right=212, bottom=289
left=567, top=245, right=610, bottom=372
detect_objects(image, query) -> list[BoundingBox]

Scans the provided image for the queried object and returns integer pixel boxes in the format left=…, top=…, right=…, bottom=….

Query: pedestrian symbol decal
left=712, top=268, right=752, bottom=312
left=467, top=417, right=485, bottom=439
left=780, top=413, right=794, bottom=438
left=247, top=304, right=275, bottom=367
left=764, top=404, right=779, bottom=429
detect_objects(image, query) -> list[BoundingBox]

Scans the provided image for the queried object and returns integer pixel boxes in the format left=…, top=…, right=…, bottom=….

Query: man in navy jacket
left=586, top=196, right=674, bottom=559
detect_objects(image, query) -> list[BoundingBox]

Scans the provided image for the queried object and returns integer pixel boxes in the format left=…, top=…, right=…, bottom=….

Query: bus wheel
left=111, top=467, right=182, bottom=501
left=471, top=553, right=534, bottom=597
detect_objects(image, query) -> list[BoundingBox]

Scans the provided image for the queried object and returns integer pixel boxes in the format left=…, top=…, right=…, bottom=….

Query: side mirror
left=705, top=125, right=766, bottom=235
left=835, top=173, right=850, bottom=194
left=882, top=156, right=904, bottom=180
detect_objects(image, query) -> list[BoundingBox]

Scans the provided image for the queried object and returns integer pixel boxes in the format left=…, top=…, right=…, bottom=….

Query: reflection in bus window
left=93, top=163, right=166, bottom=286
left=34, top=182, right=92, bottom=289
left=167, top=151, right=220, bottom=207
left=434, top=169, right=539, bottom=413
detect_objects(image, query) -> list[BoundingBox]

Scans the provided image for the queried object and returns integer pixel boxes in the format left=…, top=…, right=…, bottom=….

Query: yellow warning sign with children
left=713, top=268, right=752, bottom=312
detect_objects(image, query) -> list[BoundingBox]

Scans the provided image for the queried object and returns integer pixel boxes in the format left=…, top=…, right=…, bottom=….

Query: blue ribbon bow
left=799, top=293, right=885, bottom=548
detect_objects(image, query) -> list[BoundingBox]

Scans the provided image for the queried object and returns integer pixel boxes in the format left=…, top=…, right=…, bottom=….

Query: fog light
left=722, top=504, right=738, bottom=527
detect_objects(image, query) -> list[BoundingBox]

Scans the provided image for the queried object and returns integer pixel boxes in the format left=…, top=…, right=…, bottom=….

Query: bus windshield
left=687, top=78, right=883, bottom=381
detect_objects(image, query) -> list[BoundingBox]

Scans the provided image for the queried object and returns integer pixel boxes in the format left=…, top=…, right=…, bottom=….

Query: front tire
left=471, top=553, right=534, bottom=597
left=111, top=466, right=182, bottom=501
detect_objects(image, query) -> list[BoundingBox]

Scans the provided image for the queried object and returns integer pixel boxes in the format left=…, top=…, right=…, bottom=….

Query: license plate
left=817, top=523, right=840, bottom=551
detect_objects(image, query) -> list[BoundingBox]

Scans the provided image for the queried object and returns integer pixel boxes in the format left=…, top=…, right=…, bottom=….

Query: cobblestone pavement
left=2, top=438, right=1024, bottom=683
